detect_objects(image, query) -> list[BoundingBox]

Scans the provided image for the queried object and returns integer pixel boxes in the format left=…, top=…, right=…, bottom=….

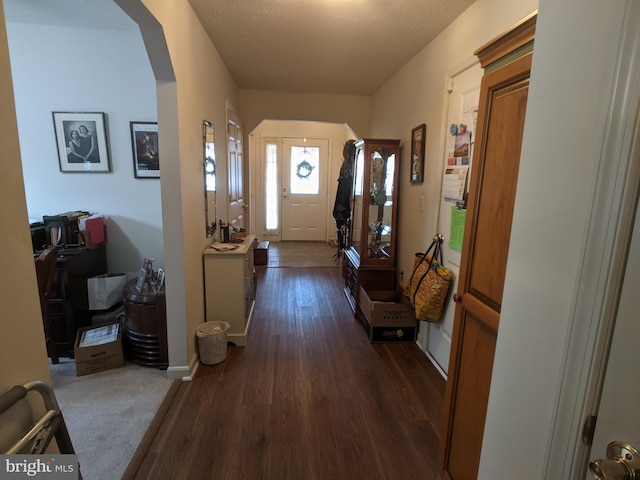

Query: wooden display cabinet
left=343, top=138, right=400, bottom=312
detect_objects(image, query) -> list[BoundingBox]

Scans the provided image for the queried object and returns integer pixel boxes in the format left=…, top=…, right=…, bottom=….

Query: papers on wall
left=442, top=126, right=472, bottom=203
left=442, top=165, right=469, bottom=201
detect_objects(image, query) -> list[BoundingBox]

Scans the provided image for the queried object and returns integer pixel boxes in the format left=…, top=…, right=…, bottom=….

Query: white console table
left=203, top=236, right=256, bottom=346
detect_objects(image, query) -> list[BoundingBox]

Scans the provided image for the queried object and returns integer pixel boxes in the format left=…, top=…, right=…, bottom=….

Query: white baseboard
left=166, top=363, right=193, bottom=381
left=416, top=337, right=448, bottom=380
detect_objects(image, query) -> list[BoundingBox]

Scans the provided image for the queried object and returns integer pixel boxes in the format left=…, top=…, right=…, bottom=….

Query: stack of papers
left=207, top=244, right=239, bottom=252
left=79, top=324, right=119, bottom=347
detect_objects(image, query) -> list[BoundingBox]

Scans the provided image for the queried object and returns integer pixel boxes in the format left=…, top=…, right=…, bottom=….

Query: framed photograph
left=142, top=257, right=155, bottom=274
left=130, top=121, right=160, bottom=178
left=52, top=112, right=111, bottom=173
left=135, top=267, right=147, bottom=293
left=156, top=268, right=165, bottom=290
left=410, top=123, right=426, bottom=184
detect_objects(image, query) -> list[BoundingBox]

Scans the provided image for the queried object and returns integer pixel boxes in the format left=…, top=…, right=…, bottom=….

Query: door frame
left=424, top=56, right=481, bottom=376
left=545, top=2, right=640, bottom=477
left=253, top=133, right=333, bottom=242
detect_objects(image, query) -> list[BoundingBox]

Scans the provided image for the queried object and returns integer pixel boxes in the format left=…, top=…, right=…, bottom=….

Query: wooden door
left=439, top=14, right=535, bottom=480
left=227, top=105, right=245, bottom=230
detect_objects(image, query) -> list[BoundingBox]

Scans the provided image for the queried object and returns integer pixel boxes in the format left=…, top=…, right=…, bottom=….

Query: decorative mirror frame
left=204, top=121, right=216, bottom=237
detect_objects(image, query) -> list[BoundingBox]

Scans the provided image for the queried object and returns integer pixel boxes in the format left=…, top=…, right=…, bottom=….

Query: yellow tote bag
left=404, top=234, right=452, bottom=323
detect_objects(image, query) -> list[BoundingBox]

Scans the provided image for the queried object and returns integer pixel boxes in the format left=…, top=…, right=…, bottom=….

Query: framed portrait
left=130, top=121, right=160, bottom=178
left=410, top=123, right=426, bottom=184
left=135, top=267, right=147, bottom=293
left=156, top=268, right=165, bottom=291
left=142, top=256, right=155, bottom=274
left=52, top=112, right=111, bottom=173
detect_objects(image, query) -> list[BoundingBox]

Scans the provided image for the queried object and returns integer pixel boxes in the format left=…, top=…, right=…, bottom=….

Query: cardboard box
left=358, top=286, right=417, bottom=343
left=74, top=324, right=124, bottom=376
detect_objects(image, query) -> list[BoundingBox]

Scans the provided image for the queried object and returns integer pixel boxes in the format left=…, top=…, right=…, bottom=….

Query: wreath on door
left=295, top=160, right=315, bottom=179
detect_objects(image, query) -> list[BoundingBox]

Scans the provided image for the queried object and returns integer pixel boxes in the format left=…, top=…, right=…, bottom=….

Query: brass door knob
left=590, top=441, right=640, bottom=479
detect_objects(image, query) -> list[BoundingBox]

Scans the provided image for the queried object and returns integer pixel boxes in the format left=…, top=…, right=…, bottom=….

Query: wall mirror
left=204, top=121, right=216, bottom=237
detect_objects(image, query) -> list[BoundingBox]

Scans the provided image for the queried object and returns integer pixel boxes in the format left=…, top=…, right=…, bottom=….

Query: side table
left=122, top=279, right=168, bottom=369
left=254, top=241, right=269, bottom=266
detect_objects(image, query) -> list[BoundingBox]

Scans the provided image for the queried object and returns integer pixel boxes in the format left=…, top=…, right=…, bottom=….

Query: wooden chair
left=35, top=246, right=59, bottom=364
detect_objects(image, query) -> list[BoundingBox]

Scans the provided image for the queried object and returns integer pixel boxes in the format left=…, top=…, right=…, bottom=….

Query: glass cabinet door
left=348, top=139, right=400, bottom=267
left=367, top=147, right=395, bottom=260
left=351, top=146, right=365, bottom=257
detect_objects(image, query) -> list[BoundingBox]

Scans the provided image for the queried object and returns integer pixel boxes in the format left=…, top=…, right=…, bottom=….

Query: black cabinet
left=45, top=244, right=108, bottom=358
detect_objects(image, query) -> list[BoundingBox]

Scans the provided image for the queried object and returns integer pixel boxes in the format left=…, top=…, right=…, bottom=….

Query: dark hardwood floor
left=125, top=266, right=445, bottom=480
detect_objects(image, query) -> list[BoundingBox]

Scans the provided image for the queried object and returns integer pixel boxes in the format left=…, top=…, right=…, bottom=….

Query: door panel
left=468, top=79, right=530, bottom=310
left=439, top=51, right=533, bottom=480
left=447, top=313, right=496, bottom=479
left=281, top=138, right=328, bottom=241
left=227, top=106, right=244, bottom=230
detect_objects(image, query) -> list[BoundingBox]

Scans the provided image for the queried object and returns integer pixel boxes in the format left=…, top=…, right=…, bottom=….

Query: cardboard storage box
left=74, top=323, right=124, bottom=376
left=358, top=286, right=417, bottom=343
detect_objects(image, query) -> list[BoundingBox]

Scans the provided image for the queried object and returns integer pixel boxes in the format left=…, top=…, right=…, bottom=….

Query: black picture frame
left=52, top=112, right=111, bottom=173
left=130, top=121, right=160, bottom=178
left=410, top=123, right=426, bottom=184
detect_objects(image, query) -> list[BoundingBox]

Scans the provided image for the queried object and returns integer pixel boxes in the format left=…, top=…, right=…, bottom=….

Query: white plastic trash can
left=196, top=321, right=230, bottom=365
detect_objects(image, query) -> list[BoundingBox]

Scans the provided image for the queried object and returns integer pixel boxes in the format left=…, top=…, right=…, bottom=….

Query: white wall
left=239, top=90, right=371, bottom=142
left=6, top=21, right=162, bottom=275
left=248, top=120, right=357, bottom=242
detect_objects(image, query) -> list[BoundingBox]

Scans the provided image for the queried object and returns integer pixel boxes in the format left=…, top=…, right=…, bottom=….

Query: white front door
left=429, top=61, right=481, bottom=373
left=586, top=204, right=640, bottom=478
left=227, top=105, right=245, bottom=230
left=281, top=138, right=328, bottom=241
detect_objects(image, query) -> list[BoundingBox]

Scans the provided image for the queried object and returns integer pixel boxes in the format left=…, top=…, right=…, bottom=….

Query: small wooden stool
left=254, top=241, right=269, bottom=265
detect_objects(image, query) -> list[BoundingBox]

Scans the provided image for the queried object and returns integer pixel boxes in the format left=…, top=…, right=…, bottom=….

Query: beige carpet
left=266, top=241, right=339, bottom=268
left=48, top=359, right=174, bottom=480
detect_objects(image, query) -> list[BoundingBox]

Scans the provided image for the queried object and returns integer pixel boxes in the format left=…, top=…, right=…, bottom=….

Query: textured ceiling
left=3, top=0, right=475, bottom=95
left=188, top=0, right=475, bottom=95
